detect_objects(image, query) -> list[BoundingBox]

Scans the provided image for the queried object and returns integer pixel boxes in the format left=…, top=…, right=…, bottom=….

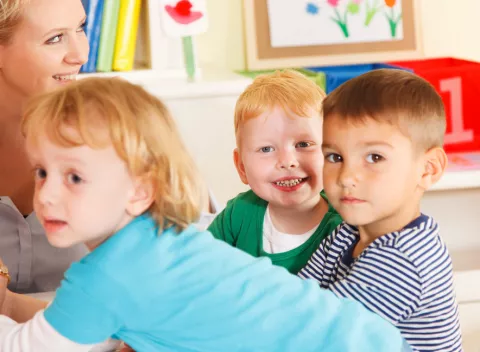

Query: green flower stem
left=365, top=9, right=377, bottom=26
left=388, top=18, right=397, bottom=37
left=364, top=0, right=382, bottom=26
left=386, top=8, right=402, bottom=38
left=334, top=8, right=349, bottom=37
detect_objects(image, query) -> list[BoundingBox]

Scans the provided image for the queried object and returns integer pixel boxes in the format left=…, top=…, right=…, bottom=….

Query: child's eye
left=260, top=146, right=274, bottom=153
left=366, top=154, right=384, bottom=164
left=46, top=34, right=63, bottom=44
left=66, top=173, right=83, bottom=185
left=296, top=141, right=312, bottom=148
left=326, top=153, right=342, bottom=163
left=34, top=168, right=47, bottom=180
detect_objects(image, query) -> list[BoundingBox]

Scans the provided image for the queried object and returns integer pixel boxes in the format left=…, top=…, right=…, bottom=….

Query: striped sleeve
left=329, top=246, right=423, bottom=325
left=298, top=229, right=335, bottom=282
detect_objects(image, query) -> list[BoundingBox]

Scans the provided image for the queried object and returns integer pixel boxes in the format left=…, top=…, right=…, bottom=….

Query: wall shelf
left=431, top=169, right=480, bottom=192
left=80, top=67, right=252, bottom=100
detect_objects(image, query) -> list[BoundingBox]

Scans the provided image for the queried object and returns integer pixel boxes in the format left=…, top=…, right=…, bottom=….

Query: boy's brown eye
left=366, top=154, right=384, bottom=163
left=326, top=154, right=342, bottom=163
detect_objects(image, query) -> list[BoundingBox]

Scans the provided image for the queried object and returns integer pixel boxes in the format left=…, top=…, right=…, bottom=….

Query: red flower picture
left=165, top=0, right=203, bottom=25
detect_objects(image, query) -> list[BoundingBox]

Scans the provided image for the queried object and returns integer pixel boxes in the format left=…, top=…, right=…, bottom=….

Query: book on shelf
left=96, top=0, right=121, bottom=72
left=112, top=0, right=142, bottom=71
left=80, top=0, right=105, bottom=73
left=80, top=0, right=142, bottom=73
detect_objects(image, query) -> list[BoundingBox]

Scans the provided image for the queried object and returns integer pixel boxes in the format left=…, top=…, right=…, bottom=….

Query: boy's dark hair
left=322, top=69, right=446, bottom=151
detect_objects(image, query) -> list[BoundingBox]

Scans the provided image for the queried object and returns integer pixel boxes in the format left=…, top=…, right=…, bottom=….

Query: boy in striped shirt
left=299, top=69, right=462, bottom=351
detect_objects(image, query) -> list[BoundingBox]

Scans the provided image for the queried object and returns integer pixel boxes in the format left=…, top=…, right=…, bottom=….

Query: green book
left=96, top=0, right=120, bottom=72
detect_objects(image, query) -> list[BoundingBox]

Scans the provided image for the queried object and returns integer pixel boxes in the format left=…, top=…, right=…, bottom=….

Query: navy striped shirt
left=299, top=214, right=462, bottom=352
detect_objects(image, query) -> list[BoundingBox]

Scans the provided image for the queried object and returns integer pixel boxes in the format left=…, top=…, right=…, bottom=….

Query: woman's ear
left=419, top=147, right=448, bottom=190
left=233, top=148, right=249, bottom=185
left=126, top=176, right=156, bottom=217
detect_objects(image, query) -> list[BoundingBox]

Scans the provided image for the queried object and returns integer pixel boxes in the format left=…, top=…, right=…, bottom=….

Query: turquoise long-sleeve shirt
left=45, top=214, right=410, bottom=351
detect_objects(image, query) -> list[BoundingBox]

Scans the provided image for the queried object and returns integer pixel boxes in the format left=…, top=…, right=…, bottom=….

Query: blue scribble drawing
left=306, top=2, right=320, bottom=15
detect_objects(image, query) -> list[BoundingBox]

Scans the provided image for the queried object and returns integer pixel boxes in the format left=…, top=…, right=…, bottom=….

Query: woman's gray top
left=0, top=197, right=87, bottom=293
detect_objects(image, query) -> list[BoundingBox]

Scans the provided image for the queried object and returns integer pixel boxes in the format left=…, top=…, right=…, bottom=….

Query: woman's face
left=0, top=0, right=89, bottom=98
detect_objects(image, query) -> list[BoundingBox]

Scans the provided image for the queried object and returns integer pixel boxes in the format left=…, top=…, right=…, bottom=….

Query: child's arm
left=0, top=311, right=94, bottom=352
left=328, top=247, right=422, bottom=324
left=2, top=291, right=48, bottom=323
left=207, top=199, right=237, bottom=245
left=208, top=191, right=262, bottom=246
left=0, top=260, right=48, bottom=323
left=298, top=227, right=337, bottom=283
left=0, top=263, right=129, bottom=351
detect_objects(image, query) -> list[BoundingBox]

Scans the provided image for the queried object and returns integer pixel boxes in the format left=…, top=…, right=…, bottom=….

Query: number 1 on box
left=441, top=77, right=474, bottom=145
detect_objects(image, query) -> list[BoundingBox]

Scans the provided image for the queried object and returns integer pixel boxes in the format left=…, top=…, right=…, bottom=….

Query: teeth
left=53, top=74, right=77, bottom=81
left=275, top=178, right=304, bottom=187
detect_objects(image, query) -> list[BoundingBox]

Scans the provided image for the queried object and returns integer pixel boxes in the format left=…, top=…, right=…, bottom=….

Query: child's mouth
left=43, top=219, right=68, bottom=233
left=272, top=177, right=308, bottom=192
left=274, top=177, right=307, bottom=187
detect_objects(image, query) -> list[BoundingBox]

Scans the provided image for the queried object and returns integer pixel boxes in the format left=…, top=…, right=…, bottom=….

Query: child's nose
left=276, top=150, right=299, bottom=170
left=338, top=165, right=358, bottom=188
left=37, top=178, right=61, bottom=206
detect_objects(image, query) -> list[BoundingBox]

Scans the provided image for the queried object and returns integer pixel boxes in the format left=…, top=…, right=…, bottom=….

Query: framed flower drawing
left=243, top=0, right=422, bottom=70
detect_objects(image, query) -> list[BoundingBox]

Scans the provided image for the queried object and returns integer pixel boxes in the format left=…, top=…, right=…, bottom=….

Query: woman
left=0, top=0, right=90, bottom=294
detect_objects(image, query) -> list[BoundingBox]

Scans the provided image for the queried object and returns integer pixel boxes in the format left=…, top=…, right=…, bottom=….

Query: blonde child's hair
left=234, top=69, right=326, bottom=145
left=322, top=69, right=446, bottom=151
left=22, top=77, right=205, bottom=233
left=0, top=0, right=27, bottom=44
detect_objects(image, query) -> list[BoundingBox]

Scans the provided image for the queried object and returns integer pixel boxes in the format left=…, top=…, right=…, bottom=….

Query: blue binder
left=80, top=0, right=105, bottom=73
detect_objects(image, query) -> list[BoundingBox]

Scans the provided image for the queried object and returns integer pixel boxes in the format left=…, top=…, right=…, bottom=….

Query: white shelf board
left=430, top=169, right=480, bottom=192
left=79, top=68, right=253, bottom=100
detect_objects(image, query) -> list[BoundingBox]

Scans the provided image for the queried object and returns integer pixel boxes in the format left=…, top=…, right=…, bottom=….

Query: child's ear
left=126, top=176, right=156, bottom=217
left=233, top=148, right=249, bottom=185
left=419, top=147, right=448, bottom=190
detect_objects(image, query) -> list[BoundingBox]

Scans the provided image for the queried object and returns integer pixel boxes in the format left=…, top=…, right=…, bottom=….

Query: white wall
left=420, top=0, right=480, bottom=61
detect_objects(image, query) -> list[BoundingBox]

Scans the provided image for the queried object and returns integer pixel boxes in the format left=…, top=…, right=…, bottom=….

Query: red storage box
left=388, top=58, right=480, bottom=153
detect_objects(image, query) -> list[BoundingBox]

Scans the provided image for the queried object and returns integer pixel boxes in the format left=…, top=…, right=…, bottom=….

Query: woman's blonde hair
left=22, top=77, right=205, bottom=233
left=0, top=0, right=27, bottom=44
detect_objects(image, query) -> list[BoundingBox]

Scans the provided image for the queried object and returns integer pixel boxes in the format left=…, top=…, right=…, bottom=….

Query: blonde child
left=0, top=77, right=409, bottom=351
left=209, top=70, right=341, bottom=274
left=299, top=69, right=462, bottom=351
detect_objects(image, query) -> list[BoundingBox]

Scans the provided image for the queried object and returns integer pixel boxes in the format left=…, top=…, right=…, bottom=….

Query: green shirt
left=208, top=190, right=342, bottom=274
